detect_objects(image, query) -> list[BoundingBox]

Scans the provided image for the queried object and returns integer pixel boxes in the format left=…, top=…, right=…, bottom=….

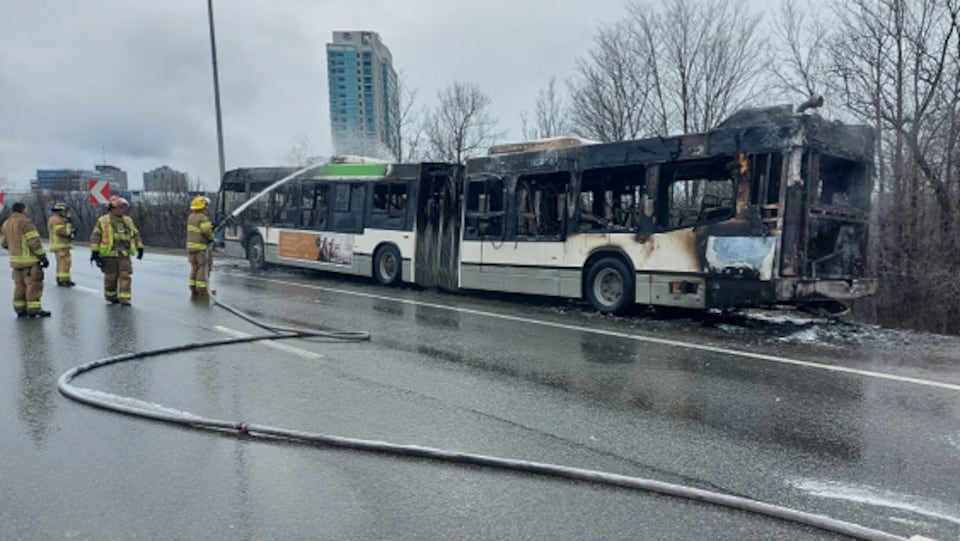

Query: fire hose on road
left=55, top=296, right=925, bottom=541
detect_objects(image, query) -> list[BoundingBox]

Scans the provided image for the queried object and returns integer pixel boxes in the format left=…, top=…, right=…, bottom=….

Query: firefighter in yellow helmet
left=90, top=196, right=144, bottom=305
left=186, top=196, right=215, bottom=295
left=48, top=202, right=76, bottom=287
left=1, top=202, right=51, bottom=318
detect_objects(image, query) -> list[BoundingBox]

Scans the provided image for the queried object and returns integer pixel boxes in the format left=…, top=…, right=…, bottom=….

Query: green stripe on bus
left=314, top=163, right=388, bottom=177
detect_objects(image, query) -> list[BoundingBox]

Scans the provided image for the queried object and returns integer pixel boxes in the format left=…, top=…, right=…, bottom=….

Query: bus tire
left=585, top=257, right=634, bottom=314
left=247, top=234, right=266, bottom=271
left=373, top=244, right=402, bottom=286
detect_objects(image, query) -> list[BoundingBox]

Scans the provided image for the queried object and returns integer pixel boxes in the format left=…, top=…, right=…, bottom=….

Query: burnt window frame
left=511, top=171, right=570, bottom=241
left=298, top=182, right=330, bottom=230
left=577, top=164, right=647, bottom=234
left=463, top=174, right=507, bottom=241
left=811, top=152, right=870, bottom=210
left=656, top=157, right=738, bottom=231
left=270, top=183, right=299, bottom=227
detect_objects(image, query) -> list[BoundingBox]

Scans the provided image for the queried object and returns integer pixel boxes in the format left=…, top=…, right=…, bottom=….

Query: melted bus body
left=459, top=105, right=876, bottom=313
left=218, top=106, right=876, bottom=314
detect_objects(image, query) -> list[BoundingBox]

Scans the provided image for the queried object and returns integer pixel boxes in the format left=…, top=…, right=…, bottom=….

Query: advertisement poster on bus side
left=278, top=231, right=353, bottom=265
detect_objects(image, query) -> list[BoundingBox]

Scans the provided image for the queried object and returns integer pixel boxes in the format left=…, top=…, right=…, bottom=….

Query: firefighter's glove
left=39, top=255, right=50, bottom=268
left=69, top=229, right=77, bottom=240
left=91, top=252, right=103, bottom=268
left=137, top=247, right=144, bottom=260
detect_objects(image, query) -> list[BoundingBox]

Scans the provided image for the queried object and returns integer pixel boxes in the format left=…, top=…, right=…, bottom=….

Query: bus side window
left=299, top=184, right=314, bottom=228
left=658, top=157, right=736, bottom=230
left=370, top=182, right=408, bottom=230
left=329, top=183, right=365, bottom=233
left=514, top=172, right=568, bottom=239
left=272, top=186, right=297, bottom=226
left=315, top=186, right=328, bottom=229
left=465, top=177, right=505, bottom=239
left=579, top=165, right=646, bottom=232
left=300, top=185, right=328, bottom=229
left=373, top=184, right=389, bottom=212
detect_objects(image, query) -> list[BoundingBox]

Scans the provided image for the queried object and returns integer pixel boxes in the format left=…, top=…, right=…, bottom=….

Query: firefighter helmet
left=190, top=196, right=209, bottom=211
left=51, top=202, right=68, bottom=212
left=108, top=195, right=129, bottom=208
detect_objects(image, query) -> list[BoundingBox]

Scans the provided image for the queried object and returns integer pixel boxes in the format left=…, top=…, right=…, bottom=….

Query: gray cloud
left=1, top=0, right=624, bottom=190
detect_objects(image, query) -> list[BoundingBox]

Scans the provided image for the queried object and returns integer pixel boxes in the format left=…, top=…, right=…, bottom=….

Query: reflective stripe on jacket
left=48, top=214, right=74, bottom=250
left=1, top=212, right=45, bottom=268
left=186, top=211, right=214, bottom=252
left=91, top=214, right=143, bottom=257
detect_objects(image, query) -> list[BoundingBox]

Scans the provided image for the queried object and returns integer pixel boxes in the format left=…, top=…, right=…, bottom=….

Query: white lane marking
left=233, top=274, right=960, bottom=393
left=214, top=325, right=323, bottom=360
left=791, top=478, right=960, bottom=526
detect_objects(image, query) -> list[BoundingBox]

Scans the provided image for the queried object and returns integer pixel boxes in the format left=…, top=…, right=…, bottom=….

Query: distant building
left=95, top=164, right=128, bottom=192
left=326, top=31, right=399, bottom=159
left=143, top=165, right=188, bottom=192
left=33, top=168, right=115, bottom=192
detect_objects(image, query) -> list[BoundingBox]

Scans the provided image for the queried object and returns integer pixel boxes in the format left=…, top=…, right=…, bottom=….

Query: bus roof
left=220, top=163, right=428, bottom=190
left=312, top=163, right=388, bottom=177
left=466, top=105, right=874, bottom=175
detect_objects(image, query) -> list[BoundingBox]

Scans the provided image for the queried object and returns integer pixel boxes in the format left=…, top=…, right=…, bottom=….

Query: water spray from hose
left=218, top=161, right=322, bottom=228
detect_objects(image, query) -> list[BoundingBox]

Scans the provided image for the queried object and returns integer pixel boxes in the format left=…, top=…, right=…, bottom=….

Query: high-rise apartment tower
left=326, top=31, right=399, bottom=159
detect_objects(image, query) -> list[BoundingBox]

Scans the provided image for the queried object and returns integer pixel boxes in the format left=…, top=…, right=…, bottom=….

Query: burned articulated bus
left=458, top=105, right=877, bottom=314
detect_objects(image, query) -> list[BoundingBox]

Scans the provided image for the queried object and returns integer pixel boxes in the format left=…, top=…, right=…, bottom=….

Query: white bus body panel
left=460, top=228, right=717, bottom=307
left=254, top=226, right=416, bottom=283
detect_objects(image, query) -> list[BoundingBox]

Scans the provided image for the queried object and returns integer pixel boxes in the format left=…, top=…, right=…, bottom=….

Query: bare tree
left=567, top=19, right=655, bottom=141
left=568, top=0, right=766, bottom=142
left=392, top=72, right=424, bottom=162
left=422, top=82, right=504, bottom=164
left=826, top=0, right=960, bottom=333
left=771, top=0, right=831, bottom=105
left=830, top=0, right=958, bottom=232
left=639, top=0, right=768, bottom=134
left=521, top=77, right=571, bottom=139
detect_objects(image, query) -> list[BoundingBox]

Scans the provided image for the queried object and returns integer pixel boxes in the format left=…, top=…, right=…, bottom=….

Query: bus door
left=414, top=165, right=462, bottom=291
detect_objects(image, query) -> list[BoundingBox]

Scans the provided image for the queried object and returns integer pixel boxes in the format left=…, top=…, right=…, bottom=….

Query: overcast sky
left=0, top=0, right=631, bottom=191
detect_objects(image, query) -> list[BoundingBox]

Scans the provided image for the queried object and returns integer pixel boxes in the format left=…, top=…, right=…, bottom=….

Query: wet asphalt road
left=1, top=248, right=958, bottom=541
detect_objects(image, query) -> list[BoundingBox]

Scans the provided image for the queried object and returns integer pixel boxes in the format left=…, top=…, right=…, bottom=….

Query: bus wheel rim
left=249, top=239, right=264, bottom=266
left=380, top=253, right=397, bottom=279
left=595, top=268, right=622, bottom=306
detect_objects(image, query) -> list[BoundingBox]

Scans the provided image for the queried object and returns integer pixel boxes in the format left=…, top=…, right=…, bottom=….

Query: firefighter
left=0, top=202, right=51, bottom=318
left=186, top=196, right=215, bottom=295
left=90, top=196, right=144, bottom=305
left=48, top=202, right=76, bottom=287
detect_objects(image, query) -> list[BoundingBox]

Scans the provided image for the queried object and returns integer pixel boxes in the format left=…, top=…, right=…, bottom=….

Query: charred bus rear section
left=701, top=106, right=876, bottom=311
left=461, top=105, right=877, bottom=313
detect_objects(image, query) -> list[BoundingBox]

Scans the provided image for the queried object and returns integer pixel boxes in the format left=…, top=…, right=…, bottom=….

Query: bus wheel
left=247, top=235, right=266, bottom=271
left=374, top=245, right=402, bottom=286
left=585, top=258, right=634, bottom=314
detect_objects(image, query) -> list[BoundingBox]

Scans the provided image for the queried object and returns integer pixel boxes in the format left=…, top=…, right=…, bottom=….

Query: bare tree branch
left=422, top=82, right=505, bottom=164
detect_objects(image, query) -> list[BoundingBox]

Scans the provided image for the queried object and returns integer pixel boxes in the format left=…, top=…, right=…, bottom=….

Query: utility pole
left=207, top=0, right=226, bottom=185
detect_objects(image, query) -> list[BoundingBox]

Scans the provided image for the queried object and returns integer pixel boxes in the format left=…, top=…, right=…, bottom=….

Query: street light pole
left=207, top=0, right=226, bottom=185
